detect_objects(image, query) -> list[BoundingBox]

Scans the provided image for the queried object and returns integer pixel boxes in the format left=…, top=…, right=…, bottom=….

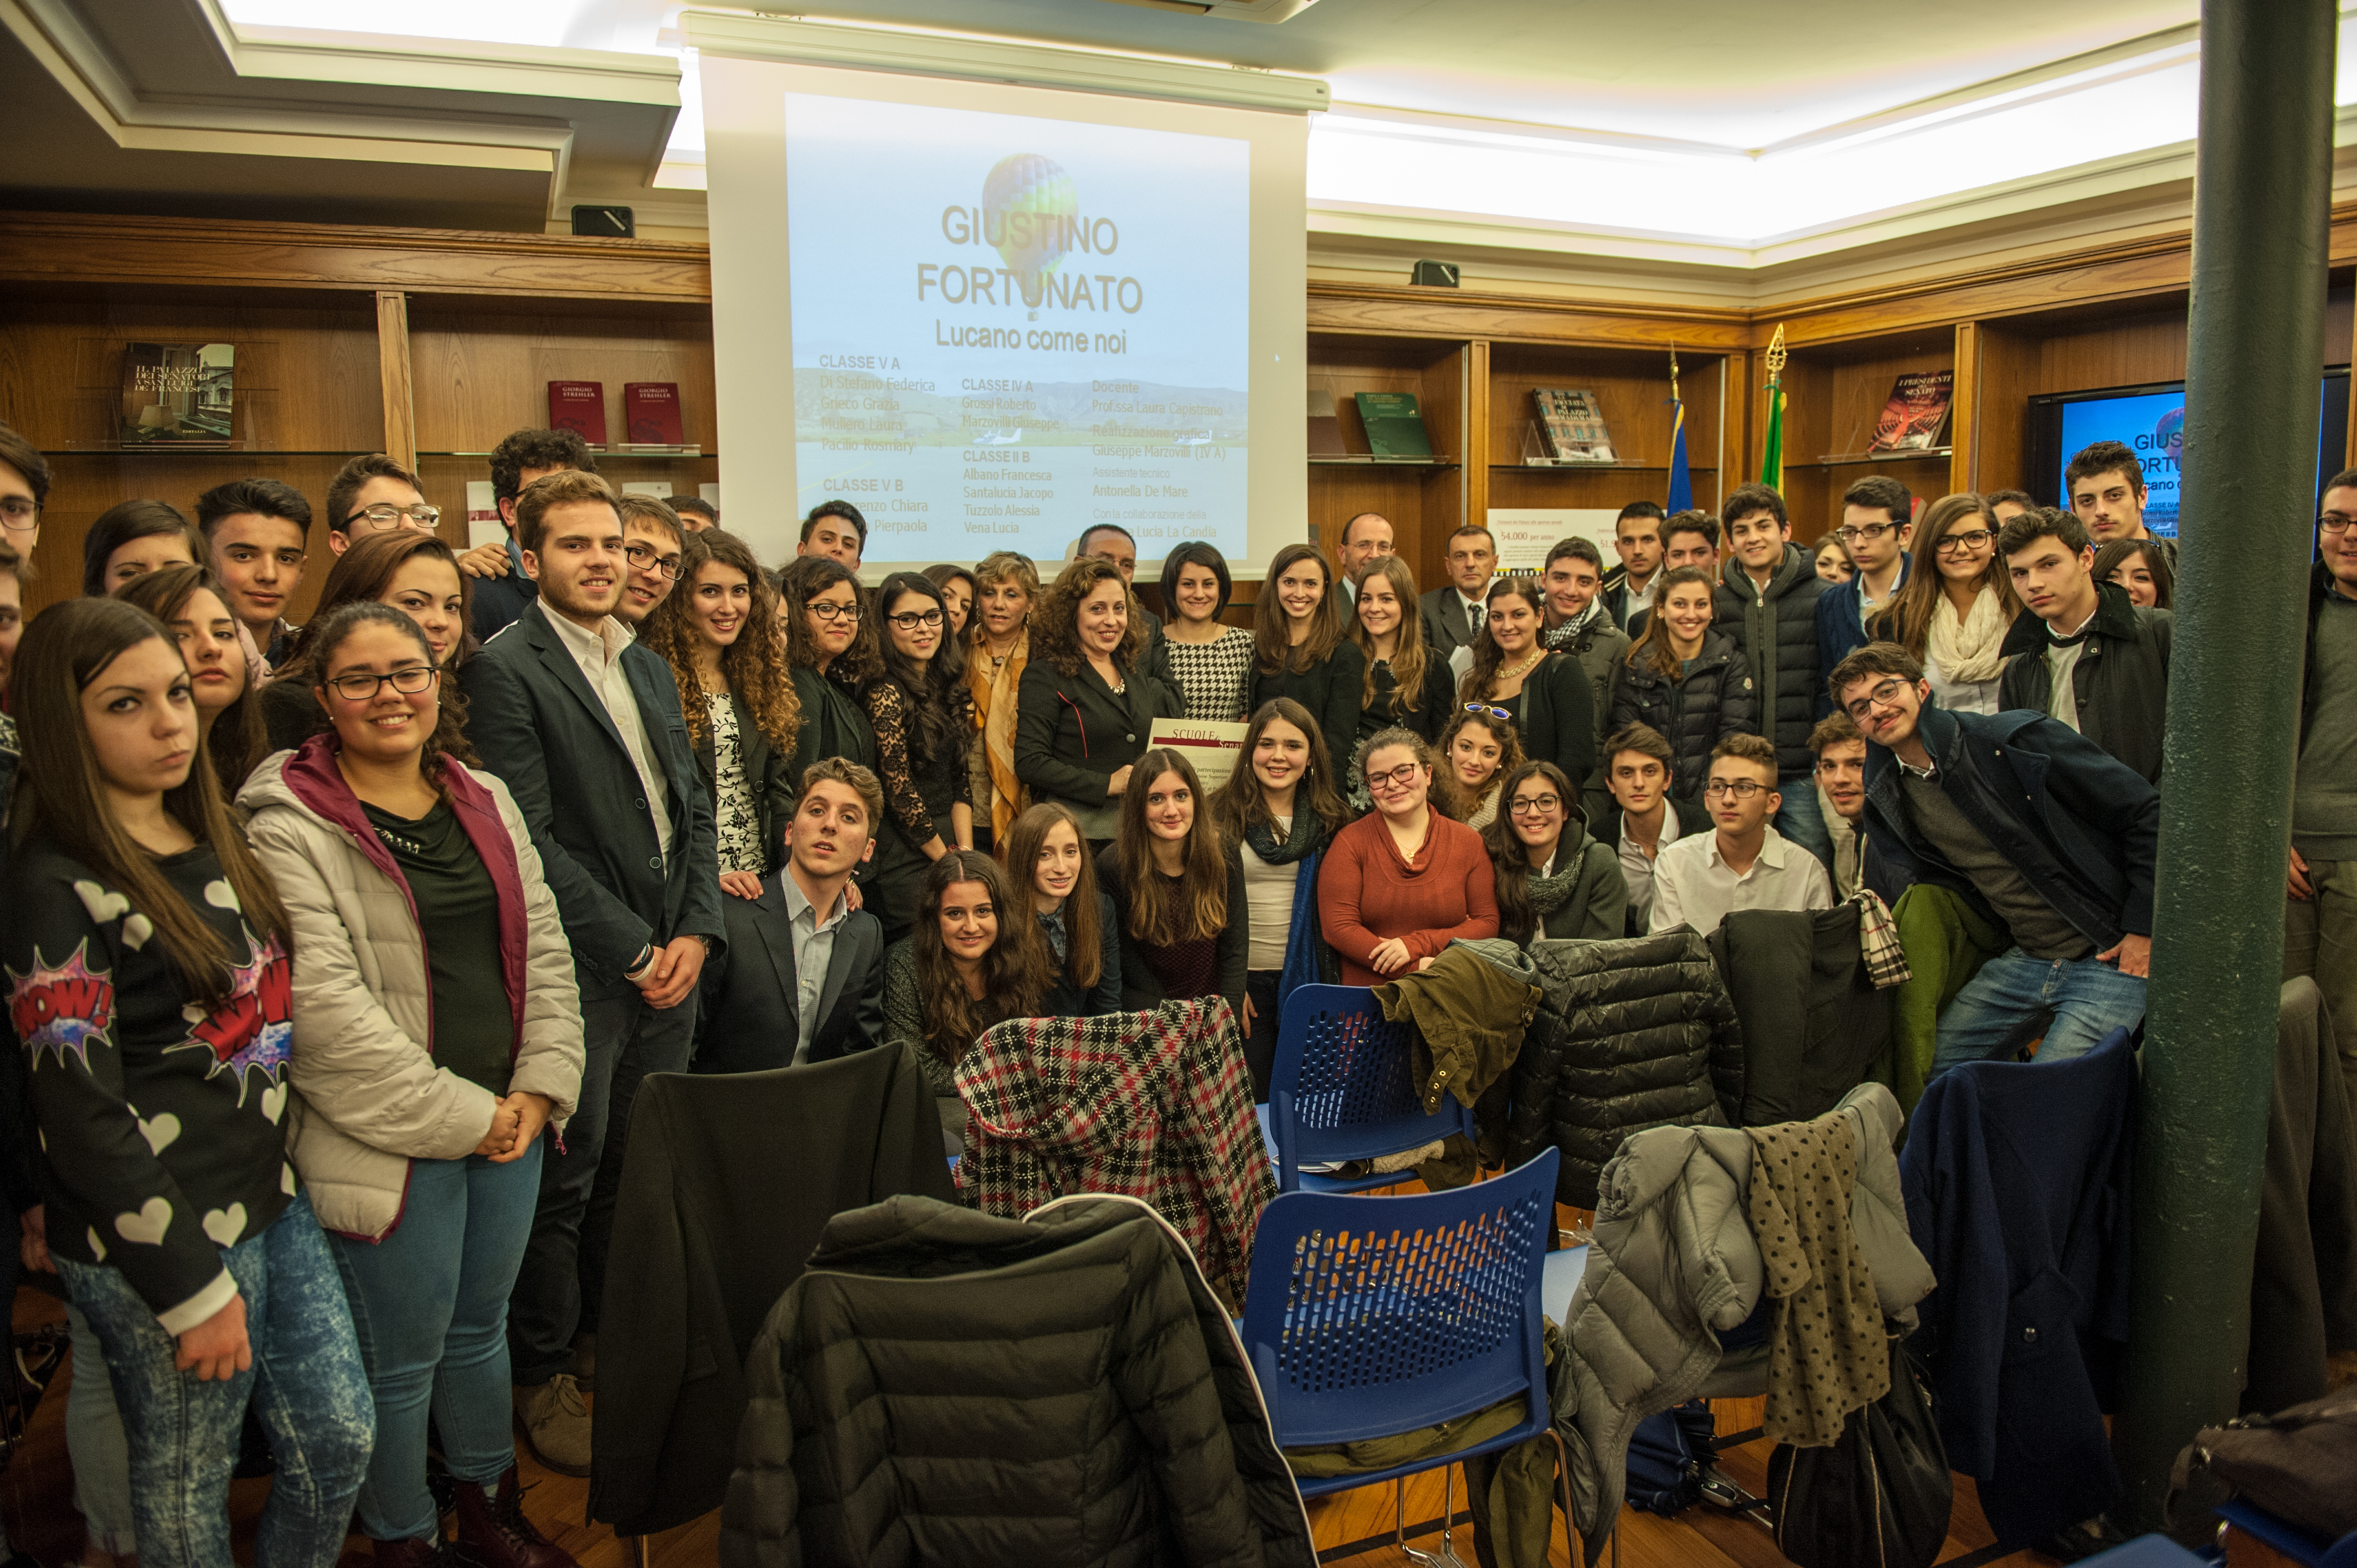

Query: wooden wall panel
left=406, top=303, right=719, bottom=455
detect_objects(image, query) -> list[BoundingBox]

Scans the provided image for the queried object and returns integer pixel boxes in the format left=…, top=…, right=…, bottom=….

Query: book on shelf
left=1531, top=387, right=1615, bottom=463
left=548, top=380, right=608, bottom=445
left=1306, top=388, right=1347, bottom=456
left=622, top=381, right=684, bottom=445
left=1867, top=371, right=1954, bottom=453
left=120, top=342, right=235, bottom=443
left=1353, top=391, right=1433, bottom=458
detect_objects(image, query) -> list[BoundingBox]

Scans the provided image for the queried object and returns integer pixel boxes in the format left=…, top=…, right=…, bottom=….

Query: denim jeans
left=331, top=1143, right=543, bottom=1542
left=1774, top=775, right=1836, bottom=878
left=1929, top=946, right=2149, bottom=1082
left=508, top=988, right=696, bottom=1385
left=54, top=1190, right=373, bottom=1568
left=65, top=1301, right=137, bottom=1556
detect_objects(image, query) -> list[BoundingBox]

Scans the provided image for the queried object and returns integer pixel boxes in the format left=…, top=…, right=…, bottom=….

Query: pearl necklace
left=1497, top=647, right=1545, bottom=683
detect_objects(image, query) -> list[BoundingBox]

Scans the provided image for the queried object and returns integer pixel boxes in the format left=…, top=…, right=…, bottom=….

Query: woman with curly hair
left=1433, top=703, right=1526, bottom=829
left=1012, top=555, right=1180, bottom=847
left=965, top=550, right=1038, bottom=852
left=1457, top=574, right=1596, bottom=796
left=780, top=553, right=880, bottom=781
left=1249, top=541, right=1363, bottom=759
left=259, top=529, right=478, bottom=755
left=861, top=571, right=973, bottom=942
left=637, top=529, right=801, bottom=896
left=881, top=850, right=1051, bottom=1145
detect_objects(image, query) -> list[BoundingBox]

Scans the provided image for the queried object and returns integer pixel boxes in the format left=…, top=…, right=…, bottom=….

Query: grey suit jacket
left=1421, top=585, right=1484, bottom=658
left=694, top=872, right=886, bottom=1074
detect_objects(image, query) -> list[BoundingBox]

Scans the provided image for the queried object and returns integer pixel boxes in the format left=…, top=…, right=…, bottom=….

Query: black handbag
left=1768, top=1331, right=1954, bottom=1568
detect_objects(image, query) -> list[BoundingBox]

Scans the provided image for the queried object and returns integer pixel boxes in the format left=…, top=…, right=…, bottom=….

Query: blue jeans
left=1774, top=775, right=1835, bottom=876
left=54, top=1191, right=373, bottom=1568
left=331, top=1143, right=544, bottom=1542
left=509, top=988, right=697, bottom=1384
left=1929, top=946, right=2149, bottom=1081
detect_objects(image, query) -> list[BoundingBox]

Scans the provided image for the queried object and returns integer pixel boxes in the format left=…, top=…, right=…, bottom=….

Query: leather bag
left=1768, top=1332, right=1954, bottom=1568
left=2169, top=1388, right=2357, bottom=1541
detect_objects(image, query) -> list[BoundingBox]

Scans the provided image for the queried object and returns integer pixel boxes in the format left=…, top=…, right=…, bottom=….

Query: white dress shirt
left=1649, top=823, right=1833, bottom=936
left=1617, top=800, right=1682, bottom=931
left=781, top=868, right=852, bottom=1064
left=547, top=608, right=674, bottom=859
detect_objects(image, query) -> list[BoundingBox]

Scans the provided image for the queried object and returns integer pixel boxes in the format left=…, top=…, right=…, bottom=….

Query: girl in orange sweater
left=1318, top=727, right=1499, bottom=986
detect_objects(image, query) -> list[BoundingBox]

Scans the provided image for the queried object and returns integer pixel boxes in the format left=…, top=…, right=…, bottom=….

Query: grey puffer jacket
left=721, top=1192, right=1316, bottom=1568
left=1557, top=1084, right=1933, bottom=1565
left=1714, top=544, right=1828, bottom=776
left=1505, top=930, right=1744, bottom=1208
left=1607, top=632, right=1755, bottom=809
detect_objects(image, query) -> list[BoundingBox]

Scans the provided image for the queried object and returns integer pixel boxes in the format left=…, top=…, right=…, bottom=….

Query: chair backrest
left=1238, top=1146, right=1560, bottom=1448
left=1269, top=983, right=1475, bottom=1183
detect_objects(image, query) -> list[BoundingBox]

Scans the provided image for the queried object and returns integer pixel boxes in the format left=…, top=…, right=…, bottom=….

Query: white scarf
left=1927, top=585, right=2008, bottom=687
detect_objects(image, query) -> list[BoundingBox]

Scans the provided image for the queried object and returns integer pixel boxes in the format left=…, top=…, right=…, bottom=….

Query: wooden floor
left=8, top=1263, right=2065, bottom=1568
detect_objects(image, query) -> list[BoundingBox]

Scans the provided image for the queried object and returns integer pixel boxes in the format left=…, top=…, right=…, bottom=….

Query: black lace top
left=865, top=680, right=972, bottom=848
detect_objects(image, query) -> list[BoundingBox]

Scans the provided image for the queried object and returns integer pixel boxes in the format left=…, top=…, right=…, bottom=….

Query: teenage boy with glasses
left=1816, top=475, right=1914, bottom=695
left=613, top=493, right=686, bottom=627
left=1834, top=641, right=2157, bottom=1079
left=2289, top=473, right=2357, bottom=1108
left=1648, top=731, right=1830, bottom=935
left=325, top=452, right=439, bottom=555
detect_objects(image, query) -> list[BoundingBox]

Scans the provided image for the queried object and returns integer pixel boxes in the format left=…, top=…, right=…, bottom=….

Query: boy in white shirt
left=1651, top=733, right=1833, bottom=935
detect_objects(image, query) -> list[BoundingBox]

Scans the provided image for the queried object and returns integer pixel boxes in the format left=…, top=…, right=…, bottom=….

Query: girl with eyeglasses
left=8, top=596, right=372, bottom=1568
left=1434, top=704, right=1525, bottom=829
left=1138, top=540, right=1254, bottom=723
left=1210, top=699, right=1347, bottom=1098
left=240, top=599, right=585, bottom=1568
left=1457, top=576, right=1598, bottom=797
left=1608, top=565, right=1755, bottom=814
left=1013, top=557, right=1180, bottom=851
left=861, top=572, right=974, bottom=943
left=1250, top=541, right=1363, bottom=761
left=1480, top=759, right=1625, bottom=945
left=117, top=564, right=269, bottom=800
left=1349, top=555, right=1455, bottom=746
left=965, top=551, right=1039, bottom=853
left=1318, top=726, right=1497, bottom=987
left=638, top=529, right=803, bottom=899
left=260, top=530, right=478, bottom=755
left=1100, top=747, right=1246, bottom=1018
left=1869, top=492, right=2020, bottom=714
left=781, top=553, right=881, bottom=785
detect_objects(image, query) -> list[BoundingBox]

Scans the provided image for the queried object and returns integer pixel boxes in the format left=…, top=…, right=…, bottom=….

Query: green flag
left=1759, top=322, right=1788, bottom=491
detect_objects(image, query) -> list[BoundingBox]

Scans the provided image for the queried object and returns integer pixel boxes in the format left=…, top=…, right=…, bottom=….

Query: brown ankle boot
left=374, top=1537, right=450, bottom=1568
left=451, top=1465, right=578, bottom=1568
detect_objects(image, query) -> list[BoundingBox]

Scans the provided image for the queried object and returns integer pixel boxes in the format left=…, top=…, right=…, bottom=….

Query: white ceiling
left=6, top=0, right=2351, bottom=277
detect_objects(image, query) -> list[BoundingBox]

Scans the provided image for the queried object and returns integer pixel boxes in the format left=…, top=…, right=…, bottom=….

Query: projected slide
left=783, top=92, right=1251, bottom=564
left=2058, top=391, right=2183, bottom=536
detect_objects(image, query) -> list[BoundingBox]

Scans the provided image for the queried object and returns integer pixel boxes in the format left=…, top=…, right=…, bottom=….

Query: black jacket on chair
left=1013, top=657, right=1180, bottom=827
left=693, top=872, right=886, bottom=1074
left=588, top=1044, right=956, bottom=1539
left=1706, top=904, right=1891, bottom=1127
left=692, top=691, right=796, bottom=870
left=462, top=601, right=724, bottom=1000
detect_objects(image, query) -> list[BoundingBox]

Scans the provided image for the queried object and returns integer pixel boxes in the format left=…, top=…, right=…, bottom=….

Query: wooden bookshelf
left=1304, top=332, right=1468, bottom=597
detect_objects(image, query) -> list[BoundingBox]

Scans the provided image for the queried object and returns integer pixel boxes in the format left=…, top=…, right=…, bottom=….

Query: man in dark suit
left=462, top=470, right=723, bottom=1477
left=697, top=758, right=887, bottom=1073
left=1420, top=521, right=1496, bottom=659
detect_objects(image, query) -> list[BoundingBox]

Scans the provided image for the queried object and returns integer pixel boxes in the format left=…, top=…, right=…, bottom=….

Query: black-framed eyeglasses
left=1843, top=677, right=1911, bottom=723
left=325, top=666, right=439, bottom=702
left=806, top=599, right=861, bottom=622
left=623, top=543, right=683, bottom=580
left=1703, top=778, right=1767, bottom=799
left=1509, top=793, right=1562, bottom=816
left=2320, top=513, right=2354, bottom=535
left=0, top=496, right=39, bottom=532
left=886, top=607, right=946, bottom=631
left=1461, top=703, right=1513, bottom=724
left=1936, top=529, right=1994, bottom=553
left=1365, top=761, right=1423, bottom=791
left=346, top=503, right=441, bottom=530
left=1834, top=521, right=1898, bottom=544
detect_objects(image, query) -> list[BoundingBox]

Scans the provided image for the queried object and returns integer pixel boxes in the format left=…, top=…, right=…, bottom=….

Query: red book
left=547, top=380, right=606, bottom=445
left=622, top=381, right=684, bottom=445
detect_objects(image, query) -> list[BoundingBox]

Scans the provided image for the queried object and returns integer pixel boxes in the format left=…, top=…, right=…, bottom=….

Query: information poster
left=1147, top=718, right=1248, bottom=792
left=1486, top=508, right=1624, bottom=575
left=783, top=92, right=1252, bottom=563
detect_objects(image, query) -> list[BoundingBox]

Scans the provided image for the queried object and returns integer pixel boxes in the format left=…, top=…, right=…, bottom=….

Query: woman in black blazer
left=1013, top=556, right=1181, bottom=847
left=1458, top=575, right=1597, bottom=796
left=1250, top=540, right=1365, bottom=762
left=780, top=554, right=881, bottom=783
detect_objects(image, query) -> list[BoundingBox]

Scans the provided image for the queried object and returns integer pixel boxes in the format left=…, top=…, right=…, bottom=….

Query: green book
left=1354, top=391, right=1433, bottom=458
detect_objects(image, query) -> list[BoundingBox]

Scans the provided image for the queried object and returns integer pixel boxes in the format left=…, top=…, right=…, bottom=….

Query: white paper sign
left=1486, top=508, right=1624, bottom=575
left=465, top=480, right=503, bottom=551
left=1147, top=718, right=1249, bottom=793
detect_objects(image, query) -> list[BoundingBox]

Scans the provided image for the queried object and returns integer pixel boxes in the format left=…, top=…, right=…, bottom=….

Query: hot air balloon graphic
left=983, top=153, right=1078, bottom=311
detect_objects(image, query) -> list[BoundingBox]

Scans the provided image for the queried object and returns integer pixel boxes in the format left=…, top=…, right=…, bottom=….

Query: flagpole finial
left=1764, top=322, right=1788, bottom=382
left=1668, top=342, right=1681, bottom=402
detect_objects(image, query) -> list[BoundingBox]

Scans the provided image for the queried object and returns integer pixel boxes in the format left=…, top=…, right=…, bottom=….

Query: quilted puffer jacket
left=719, top=1192, right=1318, bottom=1568
left=1506, top=930, right=1744, bottom=1209
left=1607, top=631, right=1756, bottom=808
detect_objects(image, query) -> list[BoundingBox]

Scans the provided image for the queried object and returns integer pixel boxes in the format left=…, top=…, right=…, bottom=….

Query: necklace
left=1498, top=647, right=1544, bottom=683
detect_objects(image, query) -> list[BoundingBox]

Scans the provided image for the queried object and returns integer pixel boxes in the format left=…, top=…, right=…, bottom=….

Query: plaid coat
left=955, top=998, right=1277, bottom=1304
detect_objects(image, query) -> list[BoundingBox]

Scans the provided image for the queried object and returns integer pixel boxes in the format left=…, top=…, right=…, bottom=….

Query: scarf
left=1926, top=584, right=2009, bottom=685
left=1524, top=853, right=1584, bottom=918
left=969, top=630, right=1030, bottom=841
left=1543, top=599, right=1604, bottom=651
left=1243, top=807, right=1326, bottom=866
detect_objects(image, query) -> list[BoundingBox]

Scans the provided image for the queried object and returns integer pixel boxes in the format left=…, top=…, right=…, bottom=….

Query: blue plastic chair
left=2217, top=1498, right=2357, bottom=1568
left=1240, top=1147, right=1572, bottom=1566
left=1260, top=982, right=1478, bottom=1194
